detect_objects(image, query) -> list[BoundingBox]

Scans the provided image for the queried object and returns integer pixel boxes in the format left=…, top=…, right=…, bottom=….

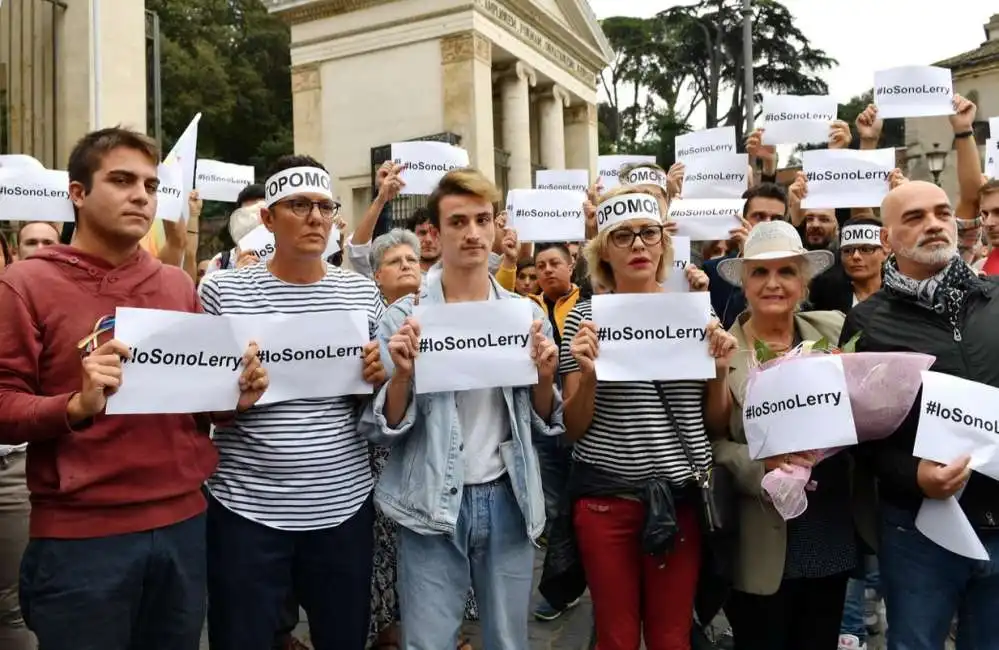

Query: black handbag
left=652, top=381, right=737, bottom=536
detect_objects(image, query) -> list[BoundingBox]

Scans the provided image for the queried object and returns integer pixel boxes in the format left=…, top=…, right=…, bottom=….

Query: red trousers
left=574, top=497, right=701, bottom=650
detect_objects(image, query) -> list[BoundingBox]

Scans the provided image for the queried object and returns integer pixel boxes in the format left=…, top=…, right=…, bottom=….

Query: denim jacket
left=358, top=273, right=565, bottom=541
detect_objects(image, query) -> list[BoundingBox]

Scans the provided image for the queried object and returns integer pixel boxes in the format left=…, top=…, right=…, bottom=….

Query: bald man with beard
left=838, top=180, right=999, bottom=650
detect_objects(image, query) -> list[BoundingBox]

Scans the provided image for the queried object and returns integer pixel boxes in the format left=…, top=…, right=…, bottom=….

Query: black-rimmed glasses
left=275, top=198, right=342, bottom=220
left=609, top=224, right=665, bottom=248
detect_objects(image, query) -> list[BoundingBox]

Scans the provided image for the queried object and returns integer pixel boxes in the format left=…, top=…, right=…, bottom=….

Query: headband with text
left=840, top=224, right=882, bottom=248
left=596, top=193, right=663, bottom=233
left=265, top=166, right=334, bottom=206
left=622, top=166, right=668, bottom=190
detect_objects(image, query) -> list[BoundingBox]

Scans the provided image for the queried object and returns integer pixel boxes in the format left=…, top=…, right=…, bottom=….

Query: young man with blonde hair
left=362, top=168, right=563, bottom=649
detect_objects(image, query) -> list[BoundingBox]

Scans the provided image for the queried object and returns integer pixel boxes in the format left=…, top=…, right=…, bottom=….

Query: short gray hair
left=370, top=228, right=421, bottom=271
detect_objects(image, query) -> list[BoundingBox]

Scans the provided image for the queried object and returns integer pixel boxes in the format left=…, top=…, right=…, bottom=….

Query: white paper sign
left=413, top=299, right=537, bottom=394
left=392, top=141, right=470, bottom=195
left=591, top=292, right=714, bottom=382
left=801, top=148, right=895, bottom=209
left=536, top=169, right=589, bottom=193
left=667, top=198, right=744, bottom=241
left=675, top=127, right=737, bottom=163
left=743, top=355, right=858, bottom=459
left=155, top=163, right=185, bottom=222
left=506, top=189, right=585, bottom=243
left=598, top=154, right=657, bottom=189
left=874, top=66, right=954, bottom=119
left=107, top=307, right=372, bottom=414
left=0, top=154, right=44, bottom=170
left=663, top=236, right=691, bottom=294
left=761, top=95, right=837, bottom=145
left=237, top=223, right=341, bottom=262
left=0, top=168, right=73, bottom=223
left=986, top=138, right=998, bottom=180
left=228, top=311, right=371, bottom=406
left=913, top=371, right=999, bottom=481
left=916, top=492, right=990, bottom=561
left=991, top=117, right=999, bottom=139
left=196, top=159, right=255, bottom=203
left=681, top=153, right=749, bottom=199
left=108, top=308, right=243, bottom=414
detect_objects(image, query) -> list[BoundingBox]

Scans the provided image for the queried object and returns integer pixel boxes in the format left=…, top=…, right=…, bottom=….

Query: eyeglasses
left=609, top=225, right=665, bottom=248
left=842, top=245, right=881, bottom=256
left=276, top=198, right=342, bottom=220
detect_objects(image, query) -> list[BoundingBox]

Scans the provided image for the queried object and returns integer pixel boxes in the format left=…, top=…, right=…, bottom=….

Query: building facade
left=0, top=0, right=147, bottom=168
left=904, top=13, right=999, bottom=198
left=264, top=0, right=613, bottom=228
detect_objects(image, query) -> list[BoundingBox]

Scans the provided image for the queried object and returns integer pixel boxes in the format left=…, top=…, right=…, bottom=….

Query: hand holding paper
left=69, top=339, right=132, bottom=423
left=387, top=317, right=422, bottom=379
left=236, top=341, right=269, bottom=412
left=530, top=320, right=558, bottom=382
left=568, top=321, right=599, bottom=376
left=362, top=341, right=387, bottom=386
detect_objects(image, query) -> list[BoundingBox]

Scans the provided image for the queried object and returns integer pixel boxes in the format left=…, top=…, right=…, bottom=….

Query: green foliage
left=841, top=331, right=862, bottom=354
left=754, top=338, right=779, bottom=364
left=147, top=0, right=293, bottom=178
left=598, top=0, right=835, bottom=164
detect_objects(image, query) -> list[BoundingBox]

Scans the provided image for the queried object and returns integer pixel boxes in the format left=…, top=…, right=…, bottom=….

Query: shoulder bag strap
left=652, top=381, right=704, bottom=484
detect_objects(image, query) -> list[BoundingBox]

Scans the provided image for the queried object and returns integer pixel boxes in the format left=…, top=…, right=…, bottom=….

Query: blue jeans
left=206, top=495, right=374, bottom=650
left=397, top=476, right=534, bottom=650
left=19, top=513, right=206, bottom=650
left=534, top=435, right=571, bottom=530
left=880, top=504, right=999, bottom=650
left=841, top=554, right=880, bottom=640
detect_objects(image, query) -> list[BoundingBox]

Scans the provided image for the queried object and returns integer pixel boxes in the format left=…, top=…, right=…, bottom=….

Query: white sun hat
left=717, top=220, right=834, bottom=287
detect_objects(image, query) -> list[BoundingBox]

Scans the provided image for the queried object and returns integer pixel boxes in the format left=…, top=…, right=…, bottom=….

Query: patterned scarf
left=882, top=254, right=978, bottom=339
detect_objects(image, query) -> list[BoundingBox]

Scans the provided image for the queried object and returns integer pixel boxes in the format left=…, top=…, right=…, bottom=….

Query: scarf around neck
left=882, top=255, right=977, bottom=339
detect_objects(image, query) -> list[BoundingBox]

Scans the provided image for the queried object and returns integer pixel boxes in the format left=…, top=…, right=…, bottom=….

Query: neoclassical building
left=264, top=0, right=613, bottom=227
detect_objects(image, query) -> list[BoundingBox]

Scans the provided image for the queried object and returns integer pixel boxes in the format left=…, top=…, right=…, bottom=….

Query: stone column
left=291, top=65, right=324, bottom=161
left=498, top=61, right=536, bottom=190
left=441, top=32, right=495, bottom=179
left=538, top=85, right=571, bottom=170
left=565, top=102, right=599, bottom=180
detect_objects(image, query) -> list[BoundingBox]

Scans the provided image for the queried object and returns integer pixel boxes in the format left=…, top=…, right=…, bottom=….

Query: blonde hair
left=618, top=162, right=669, bottom=199
left=428, top=167, right=501, bottom=228
left=584, top=185, right=672, bottom=291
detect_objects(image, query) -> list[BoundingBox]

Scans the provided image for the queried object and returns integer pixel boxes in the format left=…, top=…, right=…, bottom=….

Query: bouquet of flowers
left=749, top=334, right=935, bottom=519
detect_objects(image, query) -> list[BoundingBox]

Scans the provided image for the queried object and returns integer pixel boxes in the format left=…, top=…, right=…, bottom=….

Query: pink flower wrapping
left=749, top=345, right=935, bottom=520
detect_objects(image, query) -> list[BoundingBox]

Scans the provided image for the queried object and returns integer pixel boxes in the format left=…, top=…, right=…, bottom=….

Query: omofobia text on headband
left=840, top=224, right=882, bottom=248
left=264, top=166, right=334, bottom=207
left=596, top=193, right=663, bottom=233
left=622, top=166, right=668, bottom=190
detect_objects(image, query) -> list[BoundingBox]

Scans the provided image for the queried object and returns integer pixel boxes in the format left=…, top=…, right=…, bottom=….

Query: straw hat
left=717, top=221, right=834, bottom=287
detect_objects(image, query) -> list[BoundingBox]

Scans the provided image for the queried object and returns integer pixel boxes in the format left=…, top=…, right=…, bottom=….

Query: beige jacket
left=712, top=310, right=877, bottom=595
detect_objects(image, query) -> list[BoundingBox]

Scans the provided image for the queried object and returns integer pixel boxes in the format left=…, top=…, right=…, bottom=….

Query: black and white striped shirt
left=199, top=263, right=384, bottom=531
left=559, top=299, right=712, bottom=484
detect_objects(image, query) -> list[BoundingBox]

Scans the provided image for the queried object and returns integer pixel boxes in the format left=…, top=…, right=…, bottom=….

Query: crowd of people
left=0, top=89, right=997, bottom=650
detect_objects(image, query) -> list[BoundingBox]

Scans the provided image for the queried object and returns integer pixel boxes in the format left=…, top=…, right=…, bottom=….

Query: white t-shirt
left=453, top=290, right=511, bottom=485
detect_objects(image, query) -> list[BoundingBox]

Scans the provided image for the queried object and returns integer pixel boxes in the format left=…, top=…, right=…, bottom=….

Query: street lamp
left=926, top=142, right=948, bottom=186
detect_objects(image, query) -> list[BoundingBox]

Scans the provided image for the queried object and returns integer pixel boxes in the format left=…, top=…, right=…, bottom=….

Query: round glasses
left=276, top=197, right=342, bottom=220
left=609, top=224, right=665, bottom=248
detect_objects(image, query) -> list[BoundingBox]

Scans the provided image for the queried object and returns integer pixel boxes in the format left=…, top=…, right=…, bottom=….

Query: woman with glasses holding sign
left=711, top=221, right=876, bottom=650
left=551, top=185, right=737, bottom=650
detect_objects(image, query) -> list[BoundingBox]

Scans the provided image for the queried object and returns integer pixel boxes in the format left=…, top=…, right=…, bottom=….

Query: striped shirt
left=199, top=263, right=384, bottom=531
left=559, top=299, right=712, bottom=484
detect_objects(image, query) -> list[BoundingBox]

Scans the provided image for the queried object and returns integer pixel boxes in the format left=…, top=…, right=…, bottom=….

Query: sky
left=588, top=0, right=996, bottom=124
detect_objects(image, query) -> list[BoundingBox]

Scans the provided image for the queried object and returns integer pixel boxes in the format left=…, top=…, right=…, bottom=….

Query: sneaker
left=533, top=597, right=580, bottom=621
left=838, top=634, right=866, bottom=650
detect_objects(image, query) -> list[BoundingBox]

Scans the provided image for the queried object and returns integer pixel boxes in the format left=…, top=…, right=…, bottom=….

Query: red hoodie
left=0, top=245, right=218, bottom=538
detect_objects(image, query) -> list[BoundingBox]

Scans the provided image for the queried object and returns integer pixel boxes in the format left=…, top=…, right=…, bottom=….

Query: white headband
left=596, top=193, right=662, bottom=233
left=265, top=166, right=333, bottom=206
left=840, top=224, right=882, bottom=248
left=623, top=166, right=668, bottom=189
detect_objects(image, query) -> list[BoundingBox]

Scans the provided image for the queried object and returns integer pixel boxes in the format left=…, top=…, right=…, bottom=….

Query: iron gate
left=370, top=132, right=462, bottom=231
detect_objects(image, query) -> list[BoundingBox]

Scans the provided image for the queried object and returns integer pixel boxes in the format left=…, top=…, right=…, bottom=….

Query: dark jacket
left=703, top=251, right=745, bottom=329
left=840, top=277, right=999, bottom=530
left=809, top=262, right=855, bottom=314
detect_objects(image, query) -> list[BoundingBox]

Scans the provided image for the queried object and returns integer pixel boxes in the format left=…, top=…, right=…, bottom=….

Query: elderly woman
left=370, top=229, right=422, bottom=306
left=559, top=186, right=737, bottom=649
left=712, top=221, right=875, bottom=650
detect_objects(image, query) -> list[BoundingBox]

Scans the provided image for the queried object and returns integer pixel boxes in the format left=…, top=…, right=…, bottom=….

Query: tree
left=147, top=0, right=293, bottom=177
left=598, top=16, right=652, bottom=152
left=655, top=0, right=836, bottom=142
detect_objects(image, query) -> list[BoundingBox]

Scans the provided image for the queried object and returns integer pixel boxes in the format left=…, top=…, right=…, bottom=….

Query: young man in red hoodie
left=0, top=126, right=268, bottom=650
